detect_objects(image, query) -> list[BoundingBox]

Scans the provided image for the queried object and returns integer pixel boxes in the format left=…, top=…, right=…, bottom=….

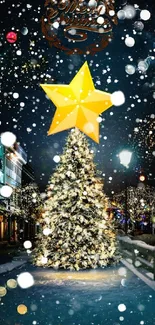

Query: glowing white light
left=125, top=37, right=135, bottom=47
left=138, top=60, right=148, bottom=72
left=97, top=4, right=106, bottom=15
left=41, top=256, right=48, bottom=264
left=53, top=155, right=60, bottom=163
left=68, top=29, right=76, bottom=35
left=43, top=228, right=51, bottom=236
left=40, top=192, right=46, bottom=199
left=109, top=10, right=115, bottom=16
left=118, top=304, right=126, bottom=312
left=53, top=21, right=59, bottom=29
left=17, top=272, right=34, bottom=289
left=20, top=102, right=25, bottom=107
left=16, top=50, right=22, bottom=56
left=140, top=10, right=151, bottom=21
left=111, top=91, right=125, bottom=106
left=44, top=217, right=50, bottom=224
left=124, top=5, right=136, bottom=19
left=121, top=279, right=127, bottom=287
left=23, top=240, right=32, bottom=249
left=1, top=131, right=16, bottom=147
left=0, top=185, right=13, bottom=198
left=97, top=17, right=104, bottom=24
left=125, top=64, right=136, bottom=75
left=118, top=267, right=127, bottom=276
left=119, top=150, right=132, bottom=168
left=88, top=0, right=97, bottom=8
left=13, top=92, right=19, bottom=99
left=117, top=10, right=126, bottom=20
left=97, top=116, right=102, bottom=122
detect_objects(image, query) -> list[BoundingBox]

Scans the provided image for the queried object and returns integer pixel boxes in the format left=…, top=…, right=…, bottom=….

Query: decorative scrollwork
left=41, top=0, right=117, bottom=55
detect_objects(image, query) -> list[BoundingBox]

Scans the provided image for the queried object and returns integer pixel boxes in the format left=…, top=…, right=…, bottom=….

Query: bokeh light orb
left=0, top=185, right=13, bottom=198
left=118, top=267, right=127, bottom=276
left=53, top=155, right=60, bottom=163
left=121, top=278, right=127, bottom=287
left=139, top=175, right=145, bottom=182
left=1, top=131, right=16, bottom=147
left=6, top=31, right=17, bottom=43
left=117, top=10, right=126, bottom=20
left=23, top=240, right=32, bottom=249
left=21, top=27, right=28, bottom=35
left=0, top=286, right=7, bottom=297
left=124, top=5, right=136, bottom=19
left=140, top=9, right=151, bottom=21
left=125, top=64, right=136, bottom=75
left=17, top=304, right=28, bottom=315
left=111, top=91, right=125, bottom=106
left=118, top=303, right=126, bottom=312
left=134, top=21, right=144, bottom=31
left=88, top=0, right=97, bottom=8
left=17, top=272, right=34, bottom=289
left=125, top=37, right=135, bottom=47
left=7, top=279, right=17, bottom=289
left=138, top=60, right=149, bottom=72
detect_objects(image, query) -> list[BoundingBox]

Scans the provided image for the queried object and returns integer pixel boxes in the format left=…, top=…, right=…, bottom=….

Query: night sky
left=0, top=0, right=155, bottom=195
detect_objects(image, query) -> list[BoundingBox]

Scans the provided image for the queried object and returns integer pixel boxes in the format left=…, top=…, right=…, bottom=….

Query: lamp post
left=0, top=184, right=13, bottom=243
left=119, top=150, right=132, bottom=234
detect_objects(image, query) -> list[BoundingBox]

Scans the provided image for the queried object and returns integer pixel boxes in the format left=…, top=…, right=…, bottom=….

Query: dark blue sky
left=0, top=0, right=155, bottom=194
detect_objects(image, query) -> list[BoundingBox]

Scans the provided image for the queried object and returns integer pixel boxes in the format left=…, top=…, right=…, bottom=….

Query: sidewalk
left=0, top=251, right=30, bottom=274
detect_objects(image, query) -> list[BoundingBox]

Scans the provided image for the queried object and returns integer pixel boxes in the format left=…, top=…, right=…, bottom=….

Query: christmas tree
left=34, top=128, right=118, bottom=270
left=19, top=183, right=42, bottom=220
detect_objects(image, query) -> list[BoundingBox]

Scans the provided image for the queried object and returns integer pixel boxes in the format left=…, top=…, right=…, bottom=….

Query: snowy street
left=0, top=262, right=155, bottom=325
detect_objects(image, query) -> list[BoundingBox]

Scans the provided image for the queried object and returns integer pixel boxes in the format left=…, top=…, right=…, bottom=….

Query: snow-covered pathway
left=0, top=263, right=155, bottom=325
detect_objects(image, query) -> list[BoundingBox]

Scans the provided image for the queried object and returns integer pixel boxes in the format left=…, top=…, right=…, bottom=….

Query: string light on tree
left=130, top=114, right=155, bottom=162
left=33, top=128, right=118, bottom=270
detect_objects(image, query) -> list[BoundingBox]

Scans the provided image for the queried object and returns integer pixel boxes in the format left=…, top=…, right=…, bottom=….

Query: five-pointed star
left=40, top=61, right=113, bottom=143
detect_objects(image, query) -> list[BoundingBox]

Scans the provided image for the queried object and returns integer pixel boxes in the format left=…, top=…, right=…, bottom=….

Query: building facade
left=0, top=138, right=27, bottom=242
left=22, top=163, right=35, bottom=185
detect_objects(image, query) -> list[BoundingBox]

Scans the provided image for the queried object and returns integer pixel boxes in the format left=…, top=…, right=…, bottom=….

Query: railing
left=118, top=236, right=155, bottom=280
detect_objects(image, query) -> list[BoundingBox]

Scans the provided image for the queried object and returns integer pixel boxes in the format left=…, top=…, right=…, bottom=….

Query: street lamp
left=119, top=150, right=132, bottom=234
left=0, top=183, right=13, bottom=243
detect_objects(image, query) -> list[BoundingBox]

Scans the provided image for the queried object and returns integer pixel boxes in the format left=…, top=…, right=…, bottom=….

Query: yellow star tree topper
left=40, top=62, right=113, bottom=143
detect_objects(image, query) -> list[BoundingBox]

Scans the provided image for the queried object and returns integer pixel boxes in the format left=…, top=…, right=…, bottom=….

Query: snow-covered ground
left=0, top=263, right=155, bottom=325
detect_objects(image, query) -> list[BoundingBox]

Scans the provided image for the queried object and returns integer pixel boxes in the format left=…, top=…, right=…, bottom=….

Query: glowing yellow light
left=0, top=286, right=7, bottom=297
left=17, top=304, right=28, bottom=315
left=7, top=279, right=17, bottom=289
left=139, top=175, right=145, bottom=182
